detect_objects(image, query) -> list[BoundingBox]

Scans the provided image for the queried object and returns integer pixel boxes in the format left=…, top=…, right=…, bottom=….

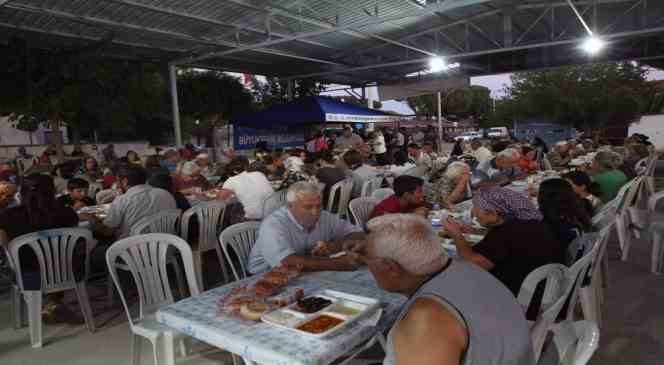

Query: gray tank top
left=384, top=260, right=535, bottom=365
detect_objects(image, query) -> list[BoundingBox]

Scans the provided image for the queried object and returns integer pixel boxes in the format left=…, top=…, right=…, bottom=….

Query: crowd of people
left=0, top=127, right=656, bottom=362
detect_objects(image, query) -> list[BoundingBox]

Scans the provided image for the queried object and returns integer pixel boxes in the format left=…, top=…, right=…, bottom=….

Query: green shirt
left=592, top=170, right=628, bottom=203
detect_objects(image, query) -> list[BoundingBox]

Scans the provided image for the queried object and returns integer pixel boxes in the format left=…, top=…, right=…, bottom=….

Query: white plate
left=261, top=289, right=380, bottom=338
left=511, top=181, right=528, bottom=187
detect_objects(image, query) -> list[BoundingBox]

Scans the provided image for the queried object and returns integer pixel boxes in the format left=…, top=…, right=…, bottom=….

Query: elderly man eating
left=364, top=214, right=534, bottom=365
left=471, top=148, right=522, bottom=188
left=247, top=182, right=365, bottom=274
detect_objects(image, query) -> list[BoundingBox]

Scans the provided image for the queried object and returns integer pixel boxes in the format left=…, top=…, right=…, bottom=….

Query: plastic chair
left=539, top=321, right=600, bottom=365
left=635, top=157, right=650, bottom=175
left=180, top=201, right=229, bottom=290
left=349, top=197, right=378, bottom=229
left=262, top=189, right=288, bottom=218
left=517, top=264, right=568, bottom=362
left=563, top=233, right=601, bottom=321
left=106, top=233, right=200, bottom=365
left=123, top=209, right=186, bottom=302
left=578, top=224, right=614, bottom=326
left=614, top=177, right=644, bottom=254
left=360, top=176, right=383, bottom=198
left=131, top=209, right=182, bottom=236
left=624, top=190, right=664, bottom=273
left=326, top=179, right=354, bottom=218
left=8, top=228, right=97, bottom=347
left=371, top=188, right=394, bottom=202
left=219, top=221, right=261, bottom=281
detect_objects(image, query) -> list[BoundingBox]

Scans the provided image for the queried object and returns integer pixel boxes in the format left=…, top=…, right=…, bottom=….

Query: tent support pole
left=437, top=91, right=443, bottom=154
left=169, top=64, right=183, bottom=147
left=287, top=80, right=294, bottom=101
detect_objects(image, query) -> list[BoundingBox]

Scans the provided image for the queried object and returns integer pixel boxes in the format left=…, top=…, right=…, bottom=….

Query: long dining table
left=156, top=269, right=406, bottom=365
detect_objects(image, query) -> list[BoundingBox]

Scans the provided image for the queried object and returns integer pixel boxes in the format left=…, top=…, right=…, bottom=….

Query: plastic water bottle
left=432, top=203, right=441, bottom=211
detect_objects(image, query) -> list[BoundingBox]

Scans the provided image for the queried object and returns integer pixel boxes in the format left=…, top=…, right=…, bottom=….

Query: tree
left=251, top=77, right=326, bottom=110
left=506, top=62, right=651, bottom=132
left=177, top=69, right=253, bottom=146
left=407, top=86, right=491, bottom=119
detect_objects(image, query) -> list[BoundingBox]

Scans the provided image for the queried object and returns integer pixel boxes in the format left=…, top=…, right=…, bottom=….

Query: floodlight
left=429, top=56, right=447, bottom=72
left=581, top=36, right=606, bottom=55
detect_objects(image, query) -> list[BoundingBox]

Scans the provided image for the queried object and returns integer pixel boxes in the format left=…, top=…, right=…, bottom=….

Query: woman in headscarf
left=442, top=186, right=565, bottom=295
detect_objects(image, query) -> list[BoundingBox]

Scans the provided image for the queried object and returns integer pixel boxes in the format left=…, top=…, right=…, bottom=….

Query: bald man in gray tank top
left=364, top=214, right=534, bottom=365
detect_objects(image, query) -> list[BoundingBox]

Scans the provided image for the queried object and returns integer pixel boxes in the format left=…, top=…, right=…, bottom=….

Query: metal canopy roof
left=1, top=0, right=664, bottom=86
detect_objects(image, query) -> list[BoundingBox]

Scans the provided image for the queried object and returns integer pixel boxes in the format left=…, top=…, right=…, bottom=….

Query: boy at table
left=248, top=181, right=366, bottom=274
left=56, top=178, right=96, bottom=210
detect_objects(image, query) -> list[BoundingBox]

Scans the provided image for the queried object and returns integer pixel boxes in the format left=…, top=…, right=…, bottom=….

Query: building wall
left=629, top=114, right=664, bottom=150
left=0, top=116, right=69, bottom=145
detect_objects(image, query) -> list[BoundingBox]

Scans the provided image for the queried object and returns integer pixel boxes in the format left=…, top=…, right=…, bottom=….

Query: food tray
left=78, top=204, right=110, bottom=214
left=261, top=289, right=380, bottom=338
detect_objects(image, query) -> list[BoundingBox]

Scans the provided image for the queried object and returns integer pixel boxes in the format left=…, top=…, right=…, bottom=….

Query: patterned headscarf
left=473, top=186, right=543, bottom=221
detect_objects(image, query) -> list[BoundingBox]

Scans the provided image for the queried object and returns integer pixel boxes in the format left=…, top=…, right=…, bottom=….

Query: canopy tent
left=231, top=96, right=401, bottom=128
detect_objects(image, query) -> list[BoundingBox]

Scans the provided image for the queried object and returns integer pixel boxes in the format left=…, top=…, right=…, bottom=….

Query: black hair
left=538, top=178, right=591, bottom=232
left=67, top=178, right=90, bottom=191
left=318, top=150, right=336, bottom=164
left=148, top=172, right=175, bottom=192
left=521, top=146, right=534, bottom=155
left=393, top=150, right=409, bottom=166
left=393, top=175, right=424, bottom=197
left=117, top=164, right=147, bottom=187
left=563, top=171, right=603, bottom=198
left=20, top=174, right=58, bottom=228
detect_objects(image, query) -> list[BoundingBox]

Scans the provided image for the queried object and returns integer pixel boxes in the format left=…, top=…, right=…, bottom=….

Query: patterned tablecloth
left=156, top=269, right=406, bottom=365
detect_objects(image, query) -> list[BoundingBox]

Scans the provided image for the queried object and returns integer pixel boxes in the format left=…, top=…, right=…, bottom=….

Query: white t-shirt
left=372, top=134, right=387, bottom=154
left=222, top=171, right=274, bottom=219
left=396, top=132, right=405, bottom=146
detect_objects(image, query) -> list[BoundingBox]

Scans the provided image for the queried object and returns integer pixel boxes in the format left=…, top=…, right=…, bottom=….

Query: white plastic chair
left=219, top=221, right=261, bottom=281
left=326, top=178, right=354, bottom=218
left=360, top=176, right=383, bottom=198
left=123, top=209, right=186, bottom=302
left=539, top=321, right=600, bottom=365
left=262, top=189, right=288, bottom=218
left=517, top=264, right=568, bottom=362
left=8, top=228, right=97, bottom=347
left=349, top=197, right=378, bottom=229
left=180, top=201, right=229, bottom=290
left=371, top=188, right=394, bottom=202
left=624, top=190, right=664, bottom=273
left=578, top=223, right=615, bottom=327
left=131, top=209, right=182, bottom=236
left=614, top=177, right=644, bottom=254
left=106, top=233, right=201, bottom=365
left=563, top=233, right=601, bottom=322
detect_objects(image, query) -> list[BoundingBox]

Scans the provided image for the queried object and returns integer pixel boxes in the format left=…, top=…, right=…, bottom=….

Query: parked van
left=454, top=131, right=482, bottom=142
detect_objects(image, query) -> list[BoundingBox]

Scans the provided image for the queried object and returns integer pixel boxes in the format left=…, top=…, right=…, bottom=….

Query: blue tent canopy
left=231, top=96, right=398, bottom=128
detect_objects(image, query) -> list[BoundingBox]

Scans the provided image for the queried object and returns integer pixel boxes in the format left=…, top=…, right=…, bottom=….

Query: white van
left=454, top=131, right=482, bottom=142
left=487, top=127, right=509, bottom=139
